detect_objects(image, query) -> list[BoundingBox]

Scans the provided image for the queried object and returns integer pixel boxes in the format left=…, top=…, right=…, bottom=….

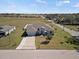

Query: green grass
left=36, top=21, right=79, bottom=50
left=0, top=17, right=45, bottom=49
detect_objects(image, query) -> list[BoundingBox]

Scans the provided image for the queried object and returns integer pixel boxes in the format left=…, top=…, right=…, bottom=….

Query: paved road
left=16, top=36, right=36, bottom=49
left=0, top=50, right=79, bottom=59
left=52, top=21, right=79, bottom=36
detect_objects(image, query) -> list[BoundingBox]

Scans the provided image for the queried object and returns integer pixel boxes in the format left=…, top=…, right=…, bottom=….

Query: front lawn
left=35, top=20, right=79, bottom=50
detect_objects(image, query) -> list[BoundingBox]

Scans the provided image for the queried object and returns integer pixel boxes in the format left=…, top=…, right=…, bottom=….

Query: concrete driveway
left=16, top=36, right=36, bottom=49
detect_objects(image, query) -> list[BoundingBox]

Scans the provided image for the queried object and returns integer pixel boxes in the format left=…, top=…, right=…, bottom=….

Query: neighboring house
left=24, top=24, right=54, bottom=36
left=71, top=32, right=79, bottom=41
left=58, top=18, right=79, bottom=25
left=0, top=25, right=16, bottom=36
left=73, top=18, right=79, bottom=24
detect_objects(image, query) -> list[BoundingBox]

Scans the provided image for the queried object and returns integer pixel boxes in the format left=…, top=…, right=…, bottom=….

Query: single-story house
left=23, top=24, right=54, bottom=36
left=0, top=25, right=16, bottom=36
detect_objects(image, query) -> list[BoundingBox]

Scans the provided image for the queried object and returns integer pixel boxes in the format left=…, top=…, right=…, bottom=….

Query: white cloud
left=63, top=0, right=70, bottom=3
left=56, top=0, right=70, bottom=6
left=36, top=0, right=47, bottom=4
left=74, top=3, right=79, bottom=8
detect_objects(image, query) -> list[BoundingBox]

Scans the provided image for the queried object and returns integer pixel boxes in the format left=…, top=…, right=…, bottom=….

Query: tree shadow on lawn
left=41, top=40, right=49, bottom=45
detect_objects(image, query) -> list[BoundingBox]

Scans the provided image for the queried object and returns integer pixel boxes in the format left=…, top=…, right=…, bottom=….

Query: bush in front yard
left=46, top=34, right=52, bottom=40
left=66, top=37, right=79, bottom=45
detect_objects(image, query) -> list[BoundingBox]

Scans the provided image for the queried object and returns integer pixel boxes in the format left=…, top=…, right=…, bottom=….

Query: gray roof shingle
left=26, top=24, right=53, bottom=32
left=0, top=25, right=15, bottom=32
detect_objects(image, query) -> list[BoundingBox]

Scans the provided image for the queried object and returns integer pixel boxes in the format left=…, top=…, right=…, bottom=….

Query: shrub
left=65, top=41, right=69, bottom=44
left=66, top=37, right=79, bottom=45
left=46, top=34, right=52, bottom=40
left=60, top=42, right=64, bottom=44
left=64, top=36, right=67, bottom=38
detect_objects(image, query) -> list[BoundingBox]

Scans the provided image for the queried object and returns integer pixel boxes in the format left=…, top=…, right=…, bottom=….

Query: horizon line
left=0, top=12, right=79, bottom=14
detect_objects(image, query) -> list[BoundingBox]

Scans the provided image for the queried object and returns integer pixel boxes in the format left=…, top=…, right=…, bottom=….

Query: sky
left=0, top=0, right=79, bottom=14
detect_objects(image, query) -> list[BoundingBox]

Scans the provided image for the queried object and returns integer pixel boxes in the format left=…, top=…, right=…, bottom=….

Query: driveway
left=16, top=36, right=36, bottom=49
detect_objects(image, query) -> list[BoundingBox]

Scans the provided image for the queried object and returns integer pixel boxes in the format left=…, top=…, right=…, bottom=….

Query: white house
left=23, top=24, right=54, bottom=36
left=71, top=32, right=79, bottom=41
left=0, top=25, right=16, bottom=36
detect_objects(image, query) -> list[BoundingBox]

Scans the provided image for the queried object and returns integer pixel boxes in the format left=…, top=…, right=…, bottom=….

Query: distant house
left=71, top=32, right=79, bottom=41
left=24, top=24, right=54, bottom=36
left=0, top=25, right=16, bottom=36
left=59, top=18, right=79, bottom=25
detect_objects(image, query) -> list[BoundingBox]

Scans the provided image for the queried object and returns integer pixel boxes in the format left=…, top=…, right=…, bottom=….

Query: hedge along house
left=23, top=24, right=54, bottom=36
left=0, top=25, right=16, bottom=36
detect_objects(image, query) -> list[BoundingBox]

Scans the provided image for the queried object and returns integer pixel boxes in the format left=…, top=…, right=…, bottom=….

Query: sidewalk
left=52, top=21, right=79, bottom=36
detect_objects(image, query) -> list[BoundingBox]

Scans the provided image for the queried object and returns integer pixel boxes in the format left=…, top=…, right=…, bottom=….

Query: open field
left=0, top=17, right=45, bottom=49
